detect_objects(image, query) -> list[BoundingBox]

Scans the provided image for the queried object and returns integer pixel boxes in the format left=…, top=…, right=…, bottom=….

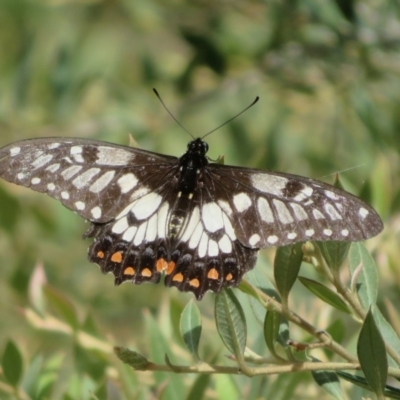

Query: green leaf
left=357, top=307, right=388, bottom=397
left=372, top=307, right=400, bottom=368
left=349, top=242, right=378, bottom=308
left=311, top=359, right=344, bottom=400
left=298, top=276, right=351, bottom=314
left=43, top=285, right=79, bottom=330
left=274, top=243, right=303, bottom=305
left=2, top=340, right=23, bottom=387
left=215, top=289, right=247, bottom=357
left=263, top=310, right=281, bottom=358
left=114, top=347, right=150, bottom=370
left=185, top=374, right=210, bottom=400
left=180, top=300, right=202, bottom=362
left=316, top=241, right=350, bottom=271
left=337, top=371, right=400, bottom=399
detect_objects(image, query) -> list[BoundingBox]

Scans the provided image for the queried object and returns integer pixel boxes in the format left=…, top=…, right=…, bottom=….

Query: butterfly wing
left=0, top=138, right=177, bottom=223
left=207, top=164, right=383, bottom=248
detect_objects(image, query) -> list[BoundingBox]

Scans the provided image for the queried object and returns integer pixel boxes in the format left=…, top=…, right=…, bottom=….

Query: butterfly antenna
left=201, top=96, right=259, bottom=140
left=153, top=88, right=195, bottom=139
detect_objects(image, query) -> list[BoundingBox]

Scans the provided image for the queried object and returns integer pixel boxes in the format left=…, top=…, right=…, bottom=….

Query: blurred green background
left=0, top=0, right=399, bottom=399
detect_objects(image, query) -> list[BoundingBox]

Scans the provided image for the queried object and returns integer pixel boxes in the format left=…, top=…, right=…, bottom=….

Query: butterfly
left=0, top=136, right=383, bottom=299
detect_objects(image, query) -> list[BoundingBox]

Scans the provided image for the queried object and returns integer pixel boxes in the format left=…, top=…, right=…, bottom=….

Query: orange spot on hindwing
left=141, top=268, right=152, bottom=277
left=189, top=278, right=200, bottom=288
left=226, top=273, right=233, bottom=281
left=111, top=251, right=123, bottom=263
left=123, top=266, right=135, bottom=276
left=97, top=251, right=105, bottom=259
left=156, top=258, right=168, bottom=272
left=173, top=273, right=184, bottom=282
left=166, top=261, right=176, bottom=275
left=207, top=268, right=219, bottom=280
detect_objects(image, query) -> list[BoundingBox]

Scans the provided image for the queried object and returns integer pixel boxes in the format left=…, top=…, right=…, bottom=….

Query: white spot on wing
left=198, top=233, right=208, bottom=258
left=249, top=234, right=261, bottom=246
left=96, top=146, right=133, bottom=166
left=61, top=191, right=70, bottom=199
left=180, top=207, right=200, bottom=242
left=208, top=240, right=219, bottom=257
left=341, top=229, right=349, bottom=236
left=290, top=203, right=308, bottom=221
left=117, top=173, right=138, bottom=193
left=325, top=190, right=339, bottom=200
left=305, top=229, right=315, bottom=237
left=123, top=226, right=137, bottom=242
left=75, top=201, right=85, bottom=210
left=323, top=229, right=332, bottom=236
left=10, top=147, right=21, bottom=156
left=233, top=192, right=252, bottom=213
left=129, top=186, right=150, bottom=201
left=218, top=200, right=233, bottom=216
left=267, top=235, right=278, bottom=244
left=134, top=222, right=147, bottom=246
left=324, top=203, right=342, bottom=220
left=131, top=192, right=163, bottom=220
left=312, top=209, right=325, bottom=220
left=189, top=223, right=203, bottom=249
left=31, top=154, right=53, bottom=169
left=72, top=168, right=101, bottom=189
left=218, top=235, right=232, bottom=253
left=47, top=183, right=55, bottom=191
left=70, top=146, right=83, bottom=155
left=359, top=207, right=369, bottom=218
left=157, top=203, right=169, bottom=239
left=17, top=173, right=25, bottom=180
left=112, top=217, right=129, bottom=234
left=61, top=165, right=83, bottom=180
left=251, top=173, right=288, bottom=196
left=257, top=197, right=274, bottom=223
left=287, top=232, right=297, bottom=239
left=46, top=163, right=60, bottom=173
left=31, top=177, right=41, bottom=185
left=273, top=199, right=293, bottom=224
left=222, top=213, right=236, bottom=240
left=91, top=206, right=102, bottom=219
left=202, top=202, right=224, bottom=233
left=48, top=143, right=60, bottom=149
left=89, top=171, right=115, bottom=193
left=145, top=214, right=158, bottom=242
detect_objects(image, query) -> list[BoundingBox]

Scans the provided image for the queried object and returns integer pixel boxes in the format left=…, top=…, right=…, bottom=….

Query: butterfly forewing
left=0, top=138, right=177, bottom=223
left=0, top=136, right=383, bottom=300
left=207, top=164, right=383, bottom=248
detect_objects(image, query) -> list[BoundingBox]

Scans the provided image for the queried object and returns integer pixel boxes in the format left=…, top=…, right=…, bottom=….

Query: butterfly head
left=187, top=138, right=209, bottom=157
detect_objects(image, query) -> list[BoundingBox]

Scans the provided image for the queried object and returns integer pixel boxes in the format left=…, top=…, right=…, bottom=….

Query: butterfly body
left=0, top=137, right=383, bottom=299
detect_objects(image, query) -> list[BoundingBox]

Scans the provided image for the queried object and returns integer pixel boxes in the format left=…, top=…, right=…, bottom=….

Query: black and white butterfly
left=0, top=136, right=383, bottom=299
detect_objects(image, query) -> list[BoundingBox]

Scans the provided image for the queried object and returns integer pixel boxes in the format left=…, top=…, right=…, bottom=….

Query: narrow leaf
left=316, top=241, right=350, bottom=271
left=348, top=242, right=378, bottom=309
left=274, top=243, right=303, bottom=304
left=311, top=360, right=344, bottom=400
left=215, top=289, right=247, bottom=356
left=2, top=340, right=23, bottom=387
left=180, top=300, right=202, bottom=362
left=43, top=285, right=79, bottom=330
left=357, top=307, right=388, bottom=397
left=263, top=310, right=281, bottom=358
left=337, top=371, right=400, bottom=399
left=298, top=276, right=351, bottom=314
left=372, top=307, right=400, bottom=368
